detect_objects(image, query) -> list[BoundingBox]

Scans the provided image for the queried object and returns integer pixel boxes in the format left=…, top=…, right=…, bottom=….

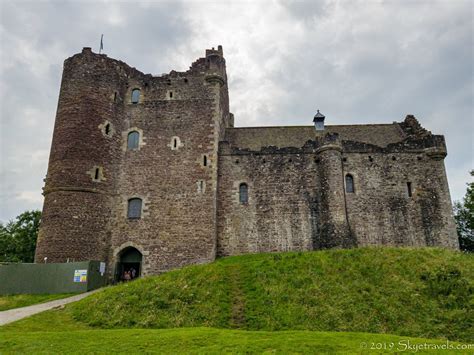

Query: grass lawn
left=1, top=327, right=471, bottom=354
left=0, top=293, right=75, bottom=311
left=1, top=308, right=471, bottom=354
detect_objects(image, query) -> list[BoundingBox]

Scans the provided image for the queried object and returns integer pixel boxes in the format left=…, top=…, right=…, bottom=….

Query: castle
left=35, top=46, right=459, bottom=279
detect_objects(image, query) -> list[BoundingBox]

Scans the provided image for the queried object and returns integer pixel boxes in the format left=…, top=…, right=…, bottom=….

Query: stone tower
left=35, top=46, right=231, bottom=275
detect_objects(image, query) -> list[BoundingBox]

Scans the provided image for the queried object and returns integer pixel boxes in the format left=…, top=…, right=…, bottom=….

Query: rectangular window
left=239, top=183, right=248, bottom=204
left=128, top=198, right=142, bottom=219
left=407, top=182, right=412, bottom=197
left=127, top=131, right=140, bottom=150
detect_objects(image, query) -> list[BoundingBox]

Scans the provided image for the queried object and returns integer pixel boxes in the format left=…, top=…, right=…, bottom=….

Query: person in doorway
left=130, top=267, right=137, bottom=279
left=123, top=270, right=131, bottom=281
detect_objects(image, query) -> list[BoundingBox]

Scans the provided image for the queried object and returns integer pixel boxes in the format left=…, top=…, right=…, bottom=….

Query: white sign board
left=99, top=262, right=106, bottom=276
left=73, top=269, right=88, bottom=283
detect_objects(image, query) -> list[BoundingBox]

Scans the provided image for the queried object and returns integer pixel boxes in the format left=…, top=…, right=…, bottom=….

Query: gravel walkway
left=0, top=289, right=101, bottom=326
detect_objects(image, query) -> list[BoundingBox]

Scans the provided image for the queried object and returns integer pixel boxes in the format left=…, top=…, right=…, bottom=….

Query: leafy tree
left=0, top=210, right=41, bottom=262
left=453, top=171, right=474, bottom=252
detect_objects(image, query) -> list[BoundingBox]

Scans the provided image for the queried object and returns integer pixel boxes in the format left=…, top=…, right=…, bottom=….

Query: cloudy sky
left=0, top=0, right=472, bottom=222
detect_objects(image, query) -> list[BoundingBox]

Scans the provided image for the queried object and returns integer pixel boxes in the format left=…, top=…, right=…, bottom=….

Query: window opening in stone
left=169, top=91, right=173, bottom=98
left=127, top=131, right=140, bottom=150
left=203, top=155, right=207, bottom=166
left=407, top=182, right=412, bottom=197
left=127, top=198, right=142, bottom=219
left=105, top=123, right=111, bottom=135
left=114, top=92, right=117, bottom=102
left=94, top=168, right=100, bottom=180
left=345, top=174, right=354, bottom=193
left=173, top=138, right=177, bottom=148
left=239, top=183, right=248, bottom=204
left=131, top=89, right=140, bottom=104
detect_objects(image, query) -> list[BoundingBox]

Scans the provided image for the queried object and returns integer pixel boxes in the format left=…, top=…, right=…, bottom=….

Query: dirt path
left=0, top=289, right=101, bottom=326
left=227, top=265, right=246, bottom=328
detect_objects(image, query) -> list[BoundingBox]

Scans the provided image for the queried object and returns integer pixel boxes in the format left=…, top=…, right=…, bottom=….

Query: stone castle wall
left=216, top=121, right=458, bottom=255
left=35, top=47, right=458, bottom=277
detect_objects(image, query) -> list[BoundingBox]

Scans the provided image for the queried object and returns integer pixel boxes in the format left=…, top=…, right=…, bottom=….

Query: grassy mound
left=70, top=248, right=473, bottom=342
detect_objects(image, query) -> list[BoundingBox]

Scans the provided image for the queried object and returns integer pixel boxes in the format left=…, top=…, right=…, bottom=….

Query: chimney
left=313, top=110, right=325, bottom=131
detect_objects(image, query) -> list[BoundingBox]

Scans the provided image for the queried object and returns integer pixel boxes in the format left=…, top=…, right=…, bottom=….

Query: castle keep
left=35, top=46, right=459, bottom=278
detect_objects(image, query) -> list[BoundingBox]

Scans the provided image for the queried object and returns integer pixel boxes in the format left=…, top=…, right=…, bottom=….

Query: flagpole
left=99, top=34, right=104, bottom=54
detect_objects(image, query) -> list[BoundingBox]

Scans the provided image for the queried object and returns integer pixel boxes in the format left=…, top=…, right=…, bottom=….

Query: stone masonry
left=35, top=46, right=459, bottom=277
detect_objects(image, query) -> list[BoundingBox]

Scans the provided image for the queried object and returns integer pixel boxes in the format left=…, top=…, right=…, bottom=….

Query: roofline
left=229, top=123, right=399, bottom=129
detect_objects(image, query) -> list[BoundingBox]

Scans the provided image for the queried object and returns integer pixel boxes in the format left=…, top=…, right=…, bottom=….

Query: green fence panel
left=0, top=261, right=107, bottom=295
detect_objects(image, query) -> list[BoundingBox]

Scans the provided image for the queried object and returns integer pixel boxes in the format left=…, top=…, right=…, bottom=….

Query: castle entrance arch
left=116, top=247, right=142, bottom=282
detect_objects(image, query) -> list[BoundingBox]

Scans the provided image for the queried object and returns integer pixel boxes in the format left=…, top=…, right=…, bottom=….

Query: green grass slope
left=70, top=248, right=473, bottom=342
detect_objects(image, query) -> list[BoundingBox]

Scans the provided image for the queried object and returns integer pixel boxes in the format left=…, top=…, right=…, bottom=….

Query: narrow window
left=169, top=91, right=173, bottom=99
left=127, top=131, right=140, bottom=150
left=239, top=183, right=248, bottom=204
left=197, top=180, right=206, bottom=193
left=114, top=92, right=117, bottom=102
left=94, top=168, right=100, bottom=180
left=203, top=155, right=207, bottom=167
left=407, top=182, right=412, bottom=197
left=173, top=138, right=177, bottom=148
left=105, top=123, right=111, bottom=135
left=127, top=198, right=142, bottom=219
left=131, top=89, right=140, bottom=104
left=345, top=174, right=354, bottom=193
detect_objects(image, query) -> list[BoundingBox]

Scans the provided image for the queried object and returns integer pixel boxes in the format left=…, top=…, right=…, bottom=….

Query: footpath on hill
left=0, top=289, right=100, bottom=326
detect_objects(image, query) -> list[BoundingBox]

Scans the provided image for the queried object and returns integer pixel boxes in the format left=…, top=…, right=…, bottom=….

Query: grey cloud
left=0, top=0, right=472, bottom=222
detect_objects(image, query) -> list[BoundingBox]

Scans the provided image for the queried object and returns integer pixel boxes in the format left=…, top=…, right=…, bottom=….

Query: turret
left=314, top=132, right=354, bottom=249
left=35, top=48, right=126, bottom=263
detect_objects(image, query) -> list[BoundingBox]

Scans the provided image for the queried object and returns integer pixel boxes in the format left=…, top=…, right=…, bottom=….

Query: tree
left=453, top=171, right=474, bottom=252
left=0, top=210, right=41, bottom=262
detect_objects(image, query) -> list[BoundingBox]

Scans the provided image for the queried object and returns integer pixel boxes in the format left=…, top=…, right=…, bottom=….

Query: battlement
left=69, top=46, right=227, bottom=83
left=206, top=45, right=224, bottom=57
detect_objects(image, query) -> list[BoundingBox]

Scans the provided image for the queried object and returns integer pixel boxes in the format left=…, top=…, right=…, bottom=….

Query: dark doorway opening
left=116, top=247, right=142, bottom=282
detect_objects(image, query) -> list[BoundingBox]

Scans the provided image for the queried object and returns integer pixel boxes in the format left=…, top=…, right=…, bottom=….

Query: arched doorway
left=116, top=247, right=142, bottom=282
